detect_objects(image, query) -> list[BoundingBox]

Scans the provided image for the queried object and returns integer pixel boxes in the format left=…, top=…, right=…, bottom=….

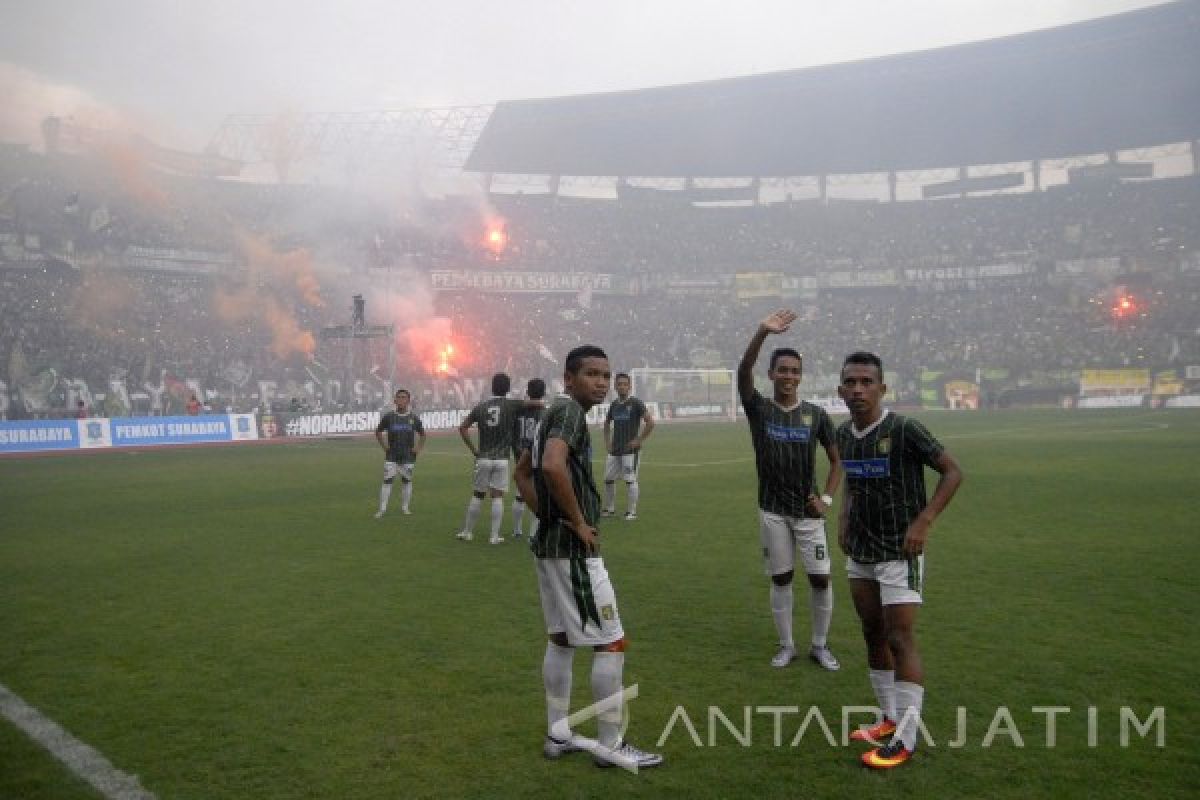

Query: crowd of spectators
left=2, top=144, right=1198, bottom=418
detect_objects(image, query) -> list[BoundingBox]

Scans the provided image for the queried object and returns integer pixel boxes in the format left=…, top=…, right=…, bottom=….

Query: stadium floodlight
left=630, top=368, right=737, bottom=422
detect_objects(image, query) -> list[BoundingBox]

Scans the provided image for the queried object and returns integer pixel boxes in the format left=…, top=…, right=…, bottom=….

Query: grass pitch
left=1, top=409, right=1197, bottom=799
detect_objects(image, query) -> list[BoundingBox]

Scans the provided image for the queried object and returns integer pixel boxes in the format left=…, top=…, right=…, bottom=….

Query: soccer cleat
left=601, top=509, right=616, bottom=518
left=513, top=530, right=523, bottom=539
left=849, top=718, right=897, bottom=743
left=770, top=645, right=796, bottom=668
left=374, top=510, right=385, bottom=519
left=808, top=645, right=840, bottom=671
left=401, top=508, right=412, bottom=515
left=594, top=740, right=664, bottom=769
left=543, top=734, right=583, bottom=760
left=862, top=739, right=912, bottom=769
left=455, top=531, right=473, bottom=541
left=490, top=536, right=505, bottom=544
left=623, top=512, right=637, bottom=521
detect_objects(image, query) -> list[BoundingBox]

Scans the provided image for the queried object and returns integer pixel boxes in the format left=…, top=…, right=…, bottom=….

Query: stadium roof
left=465, top=0, right=1200, bottom=177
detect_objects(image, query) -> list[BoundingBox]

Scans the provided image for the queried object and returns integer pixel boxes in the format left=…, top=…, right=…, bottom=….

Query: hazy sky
left=0, top=0, right=1174, bottom=149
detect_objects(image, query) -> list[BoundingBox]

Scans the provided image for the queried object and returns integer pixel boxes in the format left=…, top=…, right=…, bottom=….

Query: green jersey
left=837, top=411, right=945, bottom=563
left=513, top=403, right=544, bottom=459
left=375, top=411, right=424, bottom=464
left=605, top=396, right=648, bottom=456
left=465, top=396, right=523, bottom=459
left=530, top=396, right=601, bottom=560
left=741, top=388, right=835, bottom=517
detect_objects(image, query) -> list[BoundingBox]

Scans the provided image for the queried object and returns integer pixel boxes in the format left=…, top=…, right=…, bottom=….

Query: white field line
left=0, top=682, right=157, bottom=800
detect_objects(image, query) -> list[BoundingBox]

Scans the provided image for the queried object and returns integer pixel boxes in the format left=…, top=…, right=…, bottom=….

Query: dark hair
left=615, top=372, right=631, bottom=382
left=394, top=388, right=410, bottom=398
left=491, top=373, right=511, bottom=396
left=526, top=379, right=546, bottom=399
left=842, top=351, right=884, bottom=379
left=769, top=347, right=802, bottom=371
left=565, top=345, right=608, bottom=374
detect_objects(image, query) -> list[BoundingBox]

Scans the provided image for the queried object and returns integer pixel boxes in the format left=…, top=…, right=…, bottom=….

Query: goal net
left=630, top=368, right=738, bottom=422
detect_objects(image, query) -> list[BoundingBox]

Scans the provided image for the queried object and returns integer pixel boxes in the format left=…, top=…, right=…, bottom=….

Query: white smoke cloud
left=0, top=62, right=129, bottom=149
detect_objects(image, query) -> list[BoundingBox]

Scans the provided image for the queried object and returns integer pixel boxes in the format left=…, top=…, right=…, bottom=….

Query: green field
left=1, top=409, right=1197, bottom=799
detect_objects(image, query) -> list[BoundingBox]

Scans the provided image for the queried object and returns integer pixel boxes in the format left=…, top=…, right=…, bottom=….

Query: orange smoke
left=213, top=284, right=317, bottom=360
left=211, top=232, right=325, bottom=361
left=95, top=137, right=170, bottom=209
left=236, top=231, right=325, bottom=308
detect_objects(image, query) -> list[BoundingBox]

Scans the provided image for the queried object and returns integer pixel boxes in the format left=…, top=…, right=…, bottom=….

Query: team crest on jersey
left=601, top=605, right=615, bottom=621
left=877, top=437, right=891, bottom=455
left=801, top=413, right=812, bottom=427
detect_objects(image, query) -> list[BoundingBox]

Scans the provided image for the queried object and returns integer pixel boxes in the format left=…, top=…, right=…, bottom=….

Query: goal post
left=630, top=368, right=738, bottom=422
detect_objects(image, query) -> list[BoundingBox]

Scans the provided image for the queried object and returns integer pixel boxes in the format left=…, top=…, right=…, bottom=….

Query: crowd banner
left=110, top=415, right=245, bottom=447
left=428, top=270, right=629, bottom=294
left=270, top=409, right=476, bottom=438
left=0, top=414, right=256, bottom=454
left=1079, top=369, right=1151, bottom=396
left=0, top=419, right=82, bottom=453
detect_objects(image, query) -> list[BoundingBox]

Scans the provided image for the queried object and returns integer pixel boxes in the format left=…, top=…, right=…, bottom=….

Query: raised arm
left=738, top=309, right=797, bottom=403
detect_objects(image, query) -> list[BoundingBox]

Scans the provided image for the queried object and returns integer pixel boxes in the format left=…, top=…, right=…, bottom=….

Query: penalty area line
left=0, top=682, right=157, bottom=800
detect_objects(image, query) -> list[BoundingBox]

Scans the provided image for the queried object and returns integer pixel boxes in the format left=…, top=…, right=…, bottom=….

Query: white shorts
left=760, top=510, right=831, bottom=577
left=383, top=461, right=414, bottom=483
left=846, top=556, right=925, bottom=606
left=472, top=458, right=509, bottom=493
left=535, top=556, right=625, bottom=647
left=604, top=453, right=640, bottom=482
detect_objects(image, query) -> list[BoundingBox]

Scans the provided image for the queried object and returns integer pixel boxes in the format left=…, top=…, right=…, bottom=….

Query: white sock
left=543, top=642, right=574, bottom=736
left=489, top=497, right=504, bottom=539
left=603, top=482, right=615, bottom=512
left=400, top=482, right=412, bottom=511
left=591, top=651, right=625, bottom=749
left=869, top=669, right=897, bottom=722
left=809, top=586, right=833, bottom=647
left=626, top=482, right=639, bottom=514
left=378, top=483, right=392, bottom=512
left=770, top=583, right=794, bottom=649
left=463, top=496, right=482, bottom=533
left=513, top=499, right=525, bottom=535
left=894, top=680, right=924, bottom=751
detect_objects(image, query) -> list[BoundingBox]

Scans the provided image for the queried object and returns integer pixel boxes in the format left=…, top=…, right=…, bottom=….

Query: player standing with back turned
left=511, top=378, right=547, bottom=539
left=457, top=373, right=525, bottom=544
